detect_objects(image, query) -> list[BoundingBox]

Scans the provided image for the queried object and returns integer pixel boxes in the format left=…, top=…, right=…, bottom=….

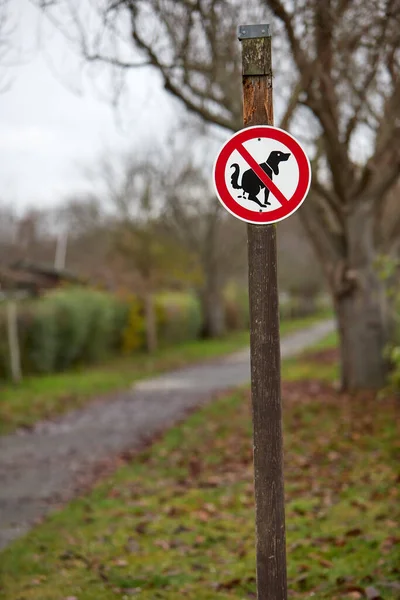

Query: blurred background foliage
left=0, top=149, right=330, bottom=382
left=0, top=282, right=327, bottom=381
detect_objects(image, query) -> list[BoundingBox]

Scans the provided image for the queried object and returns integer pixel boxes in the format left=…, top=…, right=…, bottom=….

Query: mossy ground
left=1, top=331, right=399, bottom=599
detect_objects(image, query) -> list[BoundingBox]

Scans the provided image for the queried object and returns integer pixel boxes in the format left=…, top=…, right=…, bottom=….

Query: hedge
left=0, top=289, right=204, bottom=380
left=0, top=286, right=323, bottom=381
left=157, top=292, right=203, bottom=345
left=0, top=289, right=128, bottom=380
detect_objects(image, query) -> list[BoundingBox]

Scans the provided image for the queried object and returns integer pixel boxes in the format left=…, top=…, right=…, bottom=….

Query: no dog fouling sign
left=213, top=126, right=311, bottom=224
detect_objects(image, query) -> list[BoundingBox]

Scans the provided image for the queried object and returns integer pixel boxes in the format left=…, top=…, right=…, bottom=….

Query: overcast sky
left=0, top=0, right=177, bottom=212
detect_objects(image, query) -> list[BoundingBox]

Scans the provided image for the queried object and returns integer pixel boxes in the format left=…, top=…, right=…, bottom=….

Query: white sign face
left=224, top=137, right=299, bottom=213
left=213, top=126, right=312, bottom=225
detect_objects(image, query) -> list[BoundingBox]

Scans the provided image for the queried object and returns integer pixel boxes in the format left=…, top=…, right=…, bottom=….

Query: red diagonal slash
left=236, top=143, right=289, bottom=205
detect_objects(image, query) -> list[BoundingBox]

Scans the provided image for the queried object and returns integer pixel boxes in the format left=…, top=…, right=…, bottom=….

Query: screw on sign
left=213, top=126, right=311, bottom=224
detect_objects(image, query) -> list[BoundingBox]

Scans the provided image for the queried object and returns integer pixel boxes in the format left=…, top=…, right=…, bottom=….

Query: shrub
left=224, top=285, right=249, bottom=331
left=111, top=300, right=130, bottom=351
left=79, top=291, right=118, bottom=363
left=26, top=299, right=58, bottom=374
left=0, top=308, right=9, bottom=379
left=0, top=288, right=223, bottom=381
left=50, top=291, right=93, bottom=370
left=376, top=255, right=400, bottom=389
left=121, top=296, right=146, bottom=354
left=157, top=292, right=202, bottom=345
left=0, top=289, right=133, bottom=381
left=48, top=289, right=131, bottom=368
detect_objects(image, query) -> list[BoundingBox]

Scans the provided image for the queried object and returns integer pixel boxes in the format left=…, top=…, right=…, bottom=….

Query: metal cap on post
left=238, top=24, right=270, bottom=40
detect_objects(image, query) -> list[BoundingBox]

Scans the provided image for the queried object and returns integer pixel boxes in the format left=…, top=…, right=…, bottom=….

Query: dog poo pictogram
left=230, top=150, right=291, bottom=208
left=213, top=126, right=311, bottom=225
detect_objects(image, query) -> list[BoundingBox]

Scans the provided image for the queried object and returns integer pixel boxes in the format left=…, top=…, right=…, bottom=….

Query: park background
left=0, top=1, right=399, bottom=599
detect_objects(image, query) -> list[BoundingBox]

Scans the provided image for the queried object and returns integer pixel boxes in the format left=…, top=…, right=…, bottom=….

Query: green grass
left=1, top=334, right=398, bottom=599
left=0, top=314, right=327, bottom=435
left=284, top=330, right=339, bottom=382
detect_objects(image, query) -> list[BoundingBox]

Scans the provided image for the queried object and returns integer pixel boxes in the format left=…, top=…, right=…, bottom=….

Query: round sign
left=213, top=126, right=311, bottom=224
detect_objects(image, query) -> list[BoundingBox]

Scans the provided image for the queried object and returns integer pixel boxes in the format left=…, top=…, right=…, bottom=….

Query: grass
left=284, top=331, right=339, bottom=382
left=1, top=331, right=399, bottom=599
left=0, top=313, right=327, bottom=435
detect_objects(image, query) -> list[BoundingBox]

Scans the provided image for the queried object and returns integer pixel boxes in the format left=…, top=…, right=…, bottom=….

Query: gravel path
left=0, top=319, right=334, bottom=550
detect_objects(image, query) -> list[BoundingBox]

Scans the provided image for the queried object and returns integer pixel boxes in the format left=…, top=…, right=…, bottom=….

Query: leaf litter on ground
left=0, top=340, right=399, bottom=599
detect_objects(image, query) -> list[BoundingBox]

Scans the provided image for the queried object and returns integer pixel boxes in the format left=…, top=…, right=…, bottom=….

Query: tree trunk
left=144, top=292, right=157, bottom=353
left=199, top=282, right=225, bottom=339
left=334, top=203, right=388, bottom=390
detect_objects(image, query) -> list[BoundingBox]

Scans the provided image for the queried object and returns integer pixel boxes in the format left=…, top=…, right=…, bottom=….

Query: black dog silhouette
left=230, top=150, right=290, bottom=207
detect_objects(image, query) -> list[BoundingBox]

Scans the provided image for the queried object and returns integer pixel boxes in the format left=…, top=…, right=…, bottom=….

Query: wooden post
left=7, top=300, right=22, bottom=384
left=239, top=24, right=288, bottom=599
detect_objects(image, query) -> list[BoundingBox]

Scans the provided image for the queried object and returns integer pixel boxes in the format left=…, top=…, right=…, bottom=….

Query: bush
left=121, top=292, right=204, bottom=353
left=121, top=296, right=146, bottom=354
left=0, top=288, right=132, bottom=380
left=157, top=292, right=202, bottom=346
left=224, top=285, right=249, bottom=331
left=0, top=309, right=10, bottom=379
left=50, top=291, right=93, bottom=370
left=79, top=291, right=118, bottom=363
left=0, top=286, right=249, bottom=382
left=377, top=255, right=400, bottom=389
left=26, top=299, right=58, bottom=374
left=111, top=300, right=130, bottom=351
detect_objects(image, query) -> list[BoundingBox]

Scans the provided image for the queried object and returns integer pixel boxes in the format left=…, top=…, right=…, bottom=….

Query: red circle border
left=213, top=126, right=311, bottom=224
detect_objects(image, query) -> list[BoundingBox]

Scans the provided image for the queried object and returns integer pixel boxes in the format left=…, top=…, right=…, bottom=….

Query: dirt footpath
left=0, top=320, right=334, bottom=550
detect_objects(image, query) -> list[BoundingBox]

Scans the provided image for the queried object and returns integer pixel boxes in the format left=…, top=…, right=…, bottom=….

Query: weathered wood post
left=7, top=300, right=22, bottom=384
left=238, top=24, right=288, bottom=599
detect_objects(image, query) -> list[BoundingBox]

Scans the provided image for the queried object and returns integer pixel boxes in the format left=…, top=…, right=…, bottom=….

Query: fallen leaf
left=154, top=539, right=170, bottom=550
left=351, top=499, right=368, bottom=511
left=191, top=563, right=206, bottom=571
left=173, top=524, right=191, bottom=534
left=114, top=559, right=128, bottom=567
left=319, top=558, right=334, bottom=568
left=335, top=537, right=346, bottom=547
left=135, top=521, right=149, bottom=535
left=365, top=586, right=382, bottom=600
left=345, top=528, right=363, bottom=537
left=164, top=506, right=182, bottom=517
left=216, top=578, right=241, bottom=590
left=195, top=535, right=205, bottom=544
left=188, top=457, right=202, bottom=477
left=30, top=575, right=46, bottom=586
left=125, top=538, right=140, bottom=553
left=328, top=451, right=340, bottom=461
left=195, top=510, right=210, bottom=522
left=336, top=575, right=354, bottom=585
